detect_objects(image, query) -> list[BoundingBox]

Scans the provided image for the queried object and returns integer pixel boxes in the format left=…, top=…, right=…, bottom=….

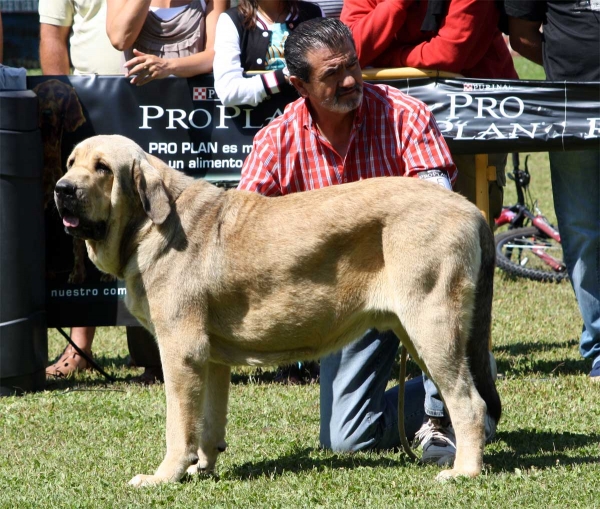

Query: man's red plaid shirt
left=238, top=83, right=456, bottom=196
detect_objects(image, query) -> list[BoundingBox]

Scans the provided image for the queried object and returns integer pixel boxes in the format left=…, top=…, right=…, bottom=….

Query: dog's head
left=54, top=135, right=175, bottom=273
left=33, top=79, right=86, bottom=139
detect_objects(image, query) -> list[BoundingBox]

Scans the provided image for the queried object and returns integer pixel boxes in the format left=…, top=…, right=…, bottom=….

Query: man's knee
left=321, top=424, right=376, bottom=453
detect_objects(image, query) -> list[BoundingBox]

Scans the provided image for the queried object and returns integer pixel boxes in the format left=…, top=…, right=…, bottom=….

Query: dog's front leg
left=187, top=361, right=231, bottom=476
left=129, top=344, right=207, bottom=487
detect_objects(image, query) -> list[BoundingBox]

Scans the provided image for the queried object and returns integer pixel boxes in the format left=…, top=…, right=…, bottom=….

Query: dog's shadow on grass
left=224, top=447, right=413, bottom=481
left=489, top=428, right=600, bottom=472
left=223, top=428, right=600, bottom=481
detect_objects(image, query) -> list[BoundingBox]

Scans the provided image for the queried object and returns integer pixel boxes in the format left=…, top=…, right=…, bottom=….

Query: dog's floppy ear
left=133, top=157, right=171, bottom=225
left=63, top=86, right=86, bottom=133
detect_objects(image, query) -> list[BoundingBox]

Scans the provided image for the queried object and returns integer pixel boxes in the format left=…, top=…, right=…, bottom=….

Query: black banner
left=26, top=74, right=600, bottom=326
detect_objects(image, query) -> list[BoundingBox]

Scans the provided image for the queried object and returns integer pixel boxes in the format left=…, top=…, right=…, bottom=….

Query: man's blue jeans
left=319, top=329, right=432, bottom=452
left=549, top=149, right=600, bottom=364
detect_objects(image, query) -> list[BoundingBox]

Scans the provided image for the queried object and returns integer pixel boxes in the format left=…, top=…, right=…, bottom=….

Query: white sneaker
left=415, top=415, right=497, bottom=467
left=414, top=418, right=456, bottom=466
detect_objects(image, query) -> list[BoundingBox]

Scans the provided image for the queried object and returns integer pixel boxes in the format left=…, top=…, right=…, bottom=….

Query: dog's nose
left=55, top=180, right=77, bottom=196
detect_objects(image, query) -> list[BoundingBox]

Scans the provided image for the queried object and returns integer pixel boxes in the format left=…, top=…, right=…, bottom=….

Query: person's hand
left=124, top=49, right=171, bottom=86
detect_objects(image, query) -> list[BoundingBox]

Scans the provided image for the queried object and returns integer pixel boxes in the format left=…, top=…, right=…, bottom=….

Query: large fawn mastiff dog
left=54, top=135, right=500, bottom=487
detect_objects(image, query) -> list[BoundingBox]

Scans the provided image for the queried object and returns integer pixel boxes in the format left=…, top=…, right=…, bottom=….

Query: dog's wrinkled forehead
left=68, top=135, right=145, bottom=175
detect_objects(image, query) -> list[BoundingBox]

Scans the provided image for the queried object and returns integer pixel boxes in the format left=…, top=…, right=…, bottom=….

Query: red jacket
left=341, top=0, right=518, bottom=79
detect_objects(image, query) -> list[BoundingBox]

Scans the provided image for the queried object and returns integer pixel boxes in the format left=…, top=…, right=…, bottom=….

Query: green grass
left=3, top=57, right=597, bottom=508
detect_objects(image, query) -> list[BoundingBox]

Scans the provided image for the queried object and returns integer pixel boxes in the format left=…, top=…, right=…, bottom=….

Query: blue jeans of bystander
left=549, top=149, right=600, bottom=365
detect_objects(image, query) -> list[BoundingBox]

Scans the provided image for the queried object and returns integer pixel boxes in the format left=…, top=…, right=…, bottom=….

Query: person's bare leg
left=70, top=326, right=96, bottom=353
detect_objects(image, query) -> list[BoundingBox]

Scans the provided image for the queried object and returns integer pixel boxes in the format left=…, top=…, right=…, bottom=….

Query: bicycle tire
left=495, top=226, right=568, bottom=283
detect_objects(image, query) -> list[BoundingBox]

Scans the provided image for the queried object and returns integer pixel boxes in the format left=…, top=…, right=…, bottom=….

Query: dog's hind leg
left=396, top=282, right=487, bottom=479
left=129, top=336, right=208, bottom=487
left=434, top=220, right=499, bottom=480
left=187, top=361, right=231, bottom=476
left=429, top=358, right=487, bottom=480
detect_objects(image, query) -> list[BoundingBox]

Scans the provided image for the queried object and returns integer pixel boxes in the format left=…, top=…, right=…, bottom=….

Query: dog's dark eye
left=96, top=162, right=112, bottom=175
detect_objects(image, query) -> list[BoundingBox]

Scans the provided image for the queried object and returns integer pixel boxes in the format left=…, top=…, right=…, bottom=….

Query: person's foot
left=414, top=414, right=497, bottom=466
left=131, top=366, right=164, bottom=385
left=590, top=357, right=600, bottom=381
left=414, top=417, right=456, bottom=466
left=46, top=345, right=92, bottom=378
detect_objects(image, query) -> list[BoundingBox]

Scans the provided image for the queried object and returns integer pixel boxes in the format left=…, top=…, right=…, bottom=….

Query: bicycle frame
left=495, top=154, right=563, bottom=271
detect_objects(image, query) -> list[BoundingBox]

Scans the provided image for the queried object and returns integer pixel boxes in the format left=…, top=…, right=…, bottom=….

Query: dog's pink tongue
left=63, top=216, right=79, bottom=228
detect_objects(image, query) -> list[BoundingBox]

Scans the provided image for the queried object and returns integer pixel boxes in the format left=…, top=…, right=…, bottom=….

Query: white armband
left=417, top=169, right=452, bottom=190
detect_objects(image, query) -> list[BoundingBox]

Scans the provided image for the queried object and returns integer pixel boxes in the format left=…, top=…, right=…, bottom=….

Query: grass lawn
left=3, top=58, right=598, bottom=508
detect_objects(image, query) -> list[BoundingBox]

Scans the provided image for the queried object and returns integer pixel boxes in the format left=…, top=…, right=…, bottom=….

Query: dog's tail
left=467, top=219, right=501, bottom=424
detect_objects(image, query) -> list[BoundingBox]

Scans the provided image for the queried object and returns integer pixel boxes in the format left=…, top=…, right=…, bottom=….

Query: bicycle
left=494, top=153, right=568, bottom=283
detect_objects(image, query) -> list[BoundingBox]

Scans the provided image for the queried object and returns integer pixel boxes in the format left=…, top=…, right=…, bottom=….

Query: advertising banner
left=26, top=74, right=600, bottom=326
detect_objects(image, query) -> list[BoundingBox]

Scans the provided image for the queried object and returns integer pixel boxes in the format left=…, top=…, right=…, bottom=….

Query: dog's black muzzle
left=55, top=179, right=107, bottom=241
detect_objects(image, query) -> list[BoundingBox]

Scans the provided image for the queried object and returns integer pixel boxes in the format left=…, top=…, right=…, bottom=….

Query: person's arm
left=237, top=130, right=282, bottom=196
left=121, top=0, right=229, bottom=85
left=106, top=0, right=151, bottom=51
left=508, top=18, right=543, bottom=66
left=504, top=0, right=545, bottom=68
left=396, top=97, right=457, bottom=185
left=341, top=0, right=414, bottom=67
left=391, top=0, right=503, bottom=72
left=39, top=23, right=72, bottom=74
left=212, top=12, right=279, bottom=106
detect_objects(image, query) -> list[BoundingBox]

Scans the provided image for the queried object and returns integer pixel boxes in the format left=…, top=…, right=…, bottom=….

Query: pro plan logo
left=192, top=87, right=219, bottom=101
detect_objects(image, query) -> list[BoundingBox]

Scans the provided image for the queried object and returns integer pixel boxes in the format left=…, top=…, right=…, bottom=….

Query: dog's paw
left=436, top=468, right=479, bottom=482
left=186, top=463, right=200, bottom=476
left=128, top=474, right=166, bottom=487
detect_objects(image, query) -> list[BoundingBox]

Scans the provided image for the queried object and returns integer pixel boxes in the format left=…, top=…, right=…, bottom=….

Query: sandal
left=46, top=345, right=93, bottom=378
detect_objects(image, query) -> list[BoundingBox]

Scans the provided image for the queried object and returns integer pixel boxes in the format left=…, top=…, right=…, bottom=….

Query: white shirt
left=213, top=8, right=323, bottom=107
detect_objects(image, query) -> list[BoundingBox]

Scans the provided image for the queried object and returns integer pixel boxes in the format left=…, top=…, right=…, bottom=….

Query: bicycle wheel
left=495, top=226, right=568, bottom=283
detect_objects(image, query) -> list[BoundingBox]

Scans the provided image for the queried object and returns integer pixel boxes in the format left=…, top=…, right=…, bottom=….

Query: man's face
left=293, top=41, right=364, bottom=114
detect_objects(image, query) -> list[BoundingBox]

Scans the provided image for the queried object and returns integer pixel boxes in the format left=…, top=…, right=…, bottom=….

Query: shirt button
left=262, top=31, right=269, bottom=37
left=256, top=58, right=263, bottom=64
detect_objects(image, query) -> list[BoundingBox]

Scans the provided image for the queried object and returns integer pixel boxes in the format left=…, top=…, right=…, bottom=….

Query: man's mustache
left=336, top=84, right=362, bottom=97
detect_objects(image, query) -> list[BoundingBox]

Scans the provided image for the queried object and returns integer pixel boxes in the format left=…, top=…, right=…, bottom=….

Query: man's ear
left=132, top=157, right=171, bottom=225
left=289, top=76, right=310, bottom=98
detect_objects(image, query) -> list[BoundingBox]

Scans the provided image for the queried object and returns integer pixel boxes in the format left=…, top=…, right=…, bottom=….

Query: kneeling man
left=238, top=17, right=494, bottom=464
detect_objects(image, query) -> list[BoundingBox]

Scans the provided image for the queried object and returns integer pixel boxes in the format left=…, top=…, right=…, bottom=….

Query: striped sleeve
left=398, top=99, right=457, bottom=185
left=237, top=129, right=282, bottom=196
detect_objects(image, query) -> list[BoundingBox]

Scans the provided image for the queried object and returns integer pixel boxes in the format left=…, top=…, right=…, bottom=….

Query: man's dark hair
left=284, top=18, right=356, bottom=82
